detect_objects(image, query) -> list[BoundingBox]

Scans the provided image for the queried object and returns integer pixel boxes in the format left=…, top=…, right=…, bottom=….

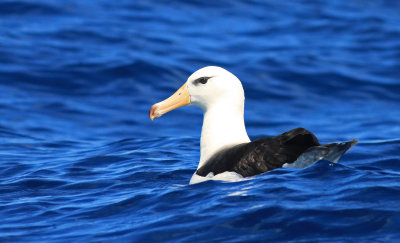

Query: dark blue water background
left=1, top=0, right=400, bottom=242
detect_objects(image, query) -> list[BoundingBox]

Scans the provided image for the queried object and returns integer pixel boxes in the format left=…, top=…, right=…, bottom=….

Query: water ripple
left=1, top=0, right=400, bottom=242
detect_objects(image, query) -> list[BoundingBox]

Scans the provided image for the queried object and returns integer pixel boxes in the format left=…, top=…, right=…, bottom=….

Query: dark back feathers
left=196, top=128, right=320, bottom=177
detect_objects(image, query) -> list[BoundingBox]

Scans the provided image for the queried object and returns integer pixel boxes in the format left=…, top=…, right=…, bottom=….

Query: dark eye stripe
left=194, top=77, right=211, bottom=85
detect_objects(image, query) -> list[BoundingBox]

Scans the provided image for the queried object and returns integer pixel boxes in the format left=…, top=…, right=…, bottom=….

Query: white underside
left=189, top=171, right=248, bottom=184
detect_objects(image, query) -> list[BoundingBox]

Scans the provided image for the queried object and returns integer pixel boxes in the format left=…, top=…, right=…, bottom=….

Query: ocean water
left=1, top=0, right=400, bottom=242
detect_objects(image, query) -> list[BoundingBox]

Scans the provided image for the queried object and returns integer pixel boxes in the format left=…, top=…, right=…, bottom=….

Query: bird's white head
left=149, top=66, right=245, bottom=119
left=187, top=66, right=245, bottom=112
left=150, top=66, right=250, bottom=169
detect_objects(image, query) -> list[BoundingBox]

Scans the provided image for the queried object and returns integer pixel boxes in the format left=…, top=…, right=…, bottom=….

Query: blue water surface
left=1, top=0, right=400, bottom=242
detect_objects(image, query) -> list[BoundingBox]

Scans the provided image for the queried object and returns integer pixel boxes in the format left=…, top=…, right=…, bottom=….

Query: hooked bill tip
left=149, top=104, right=160, bottom=120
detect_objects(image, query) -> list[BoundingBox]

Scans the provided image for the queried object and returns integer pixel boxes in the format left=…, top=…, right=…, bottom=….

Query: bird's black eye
left=194, top=77, right=211, bottom=85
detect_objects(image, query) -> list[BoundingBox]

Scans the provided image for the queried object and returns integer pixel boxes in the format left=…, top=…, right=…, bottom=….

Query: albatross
left=149, top=66, right=357, bottom=184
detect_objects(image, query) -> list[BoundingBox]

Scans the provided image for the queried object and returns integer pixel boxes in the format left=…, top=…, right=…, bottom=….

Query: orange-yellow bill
left=149, top=83, right=190, bottom=120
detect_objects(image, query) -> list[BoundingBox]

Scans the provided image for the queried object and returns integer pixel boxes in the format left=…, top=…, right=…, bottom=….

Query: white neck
left=197, top=101, right=250, bottom=169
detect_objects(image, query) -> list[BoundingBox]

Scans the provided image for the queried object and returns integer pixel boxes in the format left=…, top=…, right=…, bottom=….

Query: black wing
left=196, top=128, right=320, bottom=177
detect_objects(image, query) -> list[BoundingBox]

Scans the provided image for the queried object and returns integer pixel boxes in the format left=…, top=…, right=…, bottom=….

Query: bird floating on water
left=149, top=66, right=357, bottom=184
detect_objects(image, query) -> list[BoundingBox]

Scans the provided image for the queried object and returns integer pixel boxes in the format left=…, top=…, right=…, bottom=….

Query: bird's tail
left=283, top=139, right=358, bottom=168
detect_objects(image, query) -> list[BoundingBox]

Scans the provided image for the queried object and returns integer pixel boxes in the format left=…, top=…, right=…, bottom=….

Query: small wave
left=0, top=2, right=63, bottom=16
